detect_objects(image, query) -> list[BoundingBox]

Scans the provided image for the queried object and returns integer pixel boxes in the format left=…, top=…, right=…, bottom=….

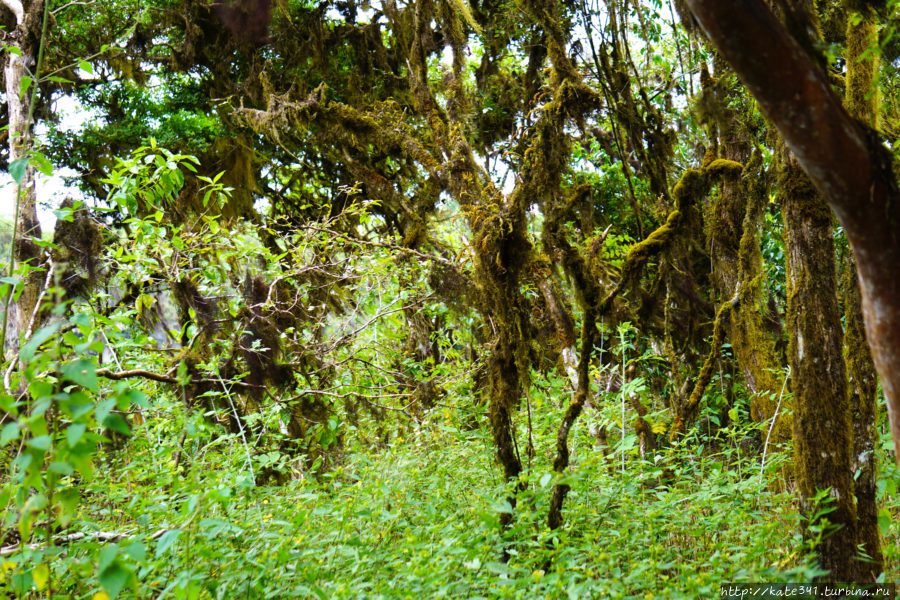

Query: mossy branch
left=670, top=293, right=735, bottom=439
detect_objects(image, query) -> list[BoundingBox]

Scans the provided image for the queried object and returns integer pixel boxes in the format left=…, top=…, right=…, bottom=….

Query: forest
left=1, top=0, right=900, bottom=597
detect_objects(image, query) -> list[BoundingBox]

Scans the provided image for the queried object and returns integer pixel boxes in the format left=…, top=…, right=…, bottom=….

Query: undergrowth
left=7, top=383, right=897, bottom=600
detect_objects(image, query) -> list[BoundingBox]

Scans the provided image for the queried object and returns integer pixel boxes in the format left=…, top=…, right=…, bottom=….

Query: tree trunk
left=841, top=7, right=883, bottom=579
left=706, top=113, right=787, bottom=439
left=536, top=273, right=578, bottom=389
left=779, top=154, right=859, bottom=581
left=685, top=0, right=900, bottom=473
left=2, top=0, right=44, bottom=344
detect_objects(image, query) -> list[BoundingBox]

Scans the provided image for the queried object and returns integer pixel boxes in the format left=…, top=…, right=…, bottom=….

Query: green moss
left=672, top=169, right=705, bottom=206
left=842, top=11, right=884, bottom=576
left=779, top=148, right=860, bottom=580
left=705, top=159, right=744, bottom=179
left=845, top=11, right=880, bottom=128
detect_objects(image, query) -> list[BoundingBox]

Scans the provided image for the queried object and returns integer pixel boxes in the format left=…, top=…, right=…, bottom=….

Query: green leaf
left=67, top=423, right=86, bottom=447
left=98, top=545, right=118, bottom=572
left=0, top=423, right=18, bottom=446
left=8, top=157, right=29, bottom=185
left=0, top=394, right=17, bottom=416
left=32, top=564, right=49, bottom=591
left=49, top=461, right=74, bottom=476
left=94, top=398, right=115, bottom=425
left=78, top=59, right=93, bottom=75
left=123, top=541, right=146, bottom=562
left=23, top=493, right=48, bottom=513
left=116, top=388, right=147, bottom=410
left=98, top=562, right=129, bottom=600
left=19, top=74, right=32, bottom=98
left=176, top=361, right=189, bottom=385
left=28, top=380, right=54, bottom=401
left=30, top=152, right=53, bottom=176
left=103, top=413, right=131, bottom=436
left=54, top=487, right=79, bottom=527
left=62, top=359, right=98, bottom=391
left=155, top=529, right=181, bottom=557
left=26, top=435, right=51, bottom=451
left=878, top=508, right=891, bottom=534
left=20, top=322, right=61, bottom=362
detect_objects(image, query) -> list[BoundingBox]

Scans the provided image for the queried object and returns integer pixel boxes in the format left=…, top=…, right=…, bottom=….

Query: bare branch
left=51, top=0, right=96, bottom=16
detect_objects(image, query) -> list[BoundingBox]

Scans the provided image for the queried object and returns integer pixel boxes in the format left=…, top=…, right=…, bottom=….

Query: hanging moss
left=51, top=199, right=104, bottom=298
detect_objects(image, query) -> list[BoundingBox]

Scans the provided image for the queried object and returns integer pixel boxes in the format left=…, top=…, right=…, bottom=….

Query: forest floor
left=16, top=392, right=897, bottom=600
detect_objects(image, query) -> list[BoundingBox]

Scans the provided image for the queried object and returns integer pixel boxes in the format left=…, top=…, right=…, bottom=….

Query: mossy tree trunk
left=431, top=0, right=532, bottom=526
left=686, top=0, right=900, bottom=480
left=779, top=154, right=859, bottom=581
left=536, top=271, right=578, bottom=389
left=841, top=5, right=883, bottom=578
left=2, top=0, right=46, bottom=346
left=707, top=121, right=787, bottom=439
left=697, top=57, right=786, bottom=435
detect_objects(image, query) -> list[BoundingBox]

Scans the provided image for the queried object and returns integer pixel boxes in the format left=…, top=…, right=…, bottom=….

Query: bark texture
left=841, top=7, right=883, bottom=578
left=780, top=155, right=858, bottom=581
left=3, top=0, right=45, bottom=340
left=708, top=135, right=786, bottom=438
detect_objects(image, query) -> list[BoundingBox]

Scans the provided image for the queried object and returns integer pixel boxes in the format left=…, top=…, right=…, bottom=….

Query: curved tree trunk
left=706, top=109, right=787, bottom=439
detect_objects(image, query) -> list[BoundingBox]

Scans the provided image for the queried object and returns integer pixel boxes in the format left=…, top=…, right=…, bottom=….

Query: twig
left=214, top=369, right=263, bottom=526
left=23, top=260, right=54, bottom=340
left=94, top=367, right=263, bottom=390
left=51, top=0, right=96, bottom=15
left=759, top=367, right=790, bottom=489
left=95, top=367, right=177, bottom=384
left=0, top=530, right=135, bottom=556
left=301, top=225, right=461, bottom=268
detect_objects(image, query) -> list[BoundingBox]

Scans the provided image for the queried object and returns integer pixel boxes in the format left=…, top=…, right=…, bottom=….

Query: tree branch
left=0, top=0, right=23, bottom=24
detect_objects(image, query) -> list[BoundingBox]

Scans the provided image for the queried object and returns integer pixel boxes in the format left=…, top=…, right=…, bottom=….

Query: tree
left=4, top=0, right=898, bottom=590
left=684, top=0, right=896, bottom=581
left=0, top=0, right=48, bottom=349
left=683, top=0, right=900, bottom=467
